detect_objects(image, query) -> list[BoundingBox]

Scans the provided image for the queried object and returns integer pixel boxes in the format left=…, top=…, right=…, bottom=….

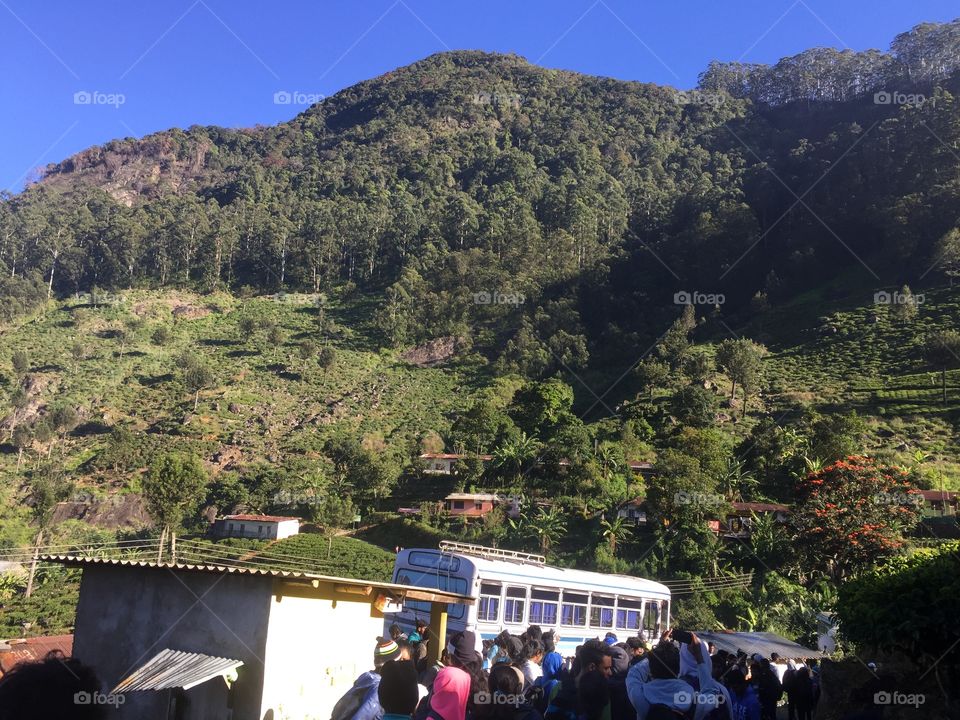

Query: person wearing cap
left=410, top=618, right=429, bottom=644
left=332, top=637, right=402, bottom=720
left=624, top=638, right=647, bottom=667
left=603, top=633, right=619, bottom=646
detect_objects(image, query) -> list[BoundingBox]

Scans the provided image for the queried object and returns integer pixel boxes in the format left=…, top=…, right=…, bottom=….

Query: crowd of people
left=333, top=624, right=823, bottom=720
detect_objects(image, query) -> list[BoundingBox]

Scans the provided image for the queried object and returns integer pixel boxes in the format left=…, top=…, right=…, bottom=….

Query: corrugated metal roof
left=40, top=554, right=474, bottom=605
left=111, top=649, right=242, bottom=693
left=696, top=631, right=820, bottom=659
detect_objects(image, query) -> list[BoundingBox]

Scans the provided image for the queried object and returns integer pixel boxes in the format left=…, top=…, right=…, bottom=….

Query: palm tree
left=599, top=515, right=630, bottom=555
left=720, top=458, right=758, bottom=501
left=492, top=432, right=540, bottom=487
left=524, top=505, right=567, bottom=554
left=594, top=444, right=621, bottom=480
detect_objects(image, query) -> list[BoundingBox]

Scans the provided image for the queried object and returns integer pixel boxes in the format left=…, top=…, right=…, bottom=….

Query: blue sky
left=2, top=0, right=956, bottom=192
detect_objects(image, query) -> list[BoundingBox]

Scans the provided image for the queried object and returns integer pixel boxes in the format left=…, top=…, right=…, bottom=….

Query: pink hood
left=431, top=666, right=471, bottom=720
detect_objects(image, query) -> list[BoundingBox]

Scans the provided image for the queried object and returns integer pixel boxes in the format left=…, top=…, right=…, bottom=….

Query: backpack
left=331, top=683, right=369, bottom=720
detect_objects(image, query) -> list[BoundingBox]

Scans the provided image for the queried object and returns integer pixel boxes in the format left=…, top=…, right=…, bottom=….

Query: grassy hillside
left=0, top=287, right=486, bottom=546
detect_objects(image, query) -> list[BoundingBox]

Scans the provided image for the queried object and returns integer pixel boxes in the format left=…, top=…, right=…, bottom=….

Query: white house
left=212, top=514, right=300, bottom=540
left=418, top=453, right=493, bottom=474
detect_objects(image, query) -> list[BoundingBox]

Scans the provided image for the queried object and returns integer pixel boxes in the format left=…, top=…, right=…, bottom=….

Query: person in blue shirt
left=723, top=667, right=761, bottom=720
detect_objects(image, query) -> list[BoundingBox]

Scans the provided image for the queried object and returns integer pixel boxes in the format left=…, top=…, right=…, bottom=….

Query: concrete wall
left=259, top=581, right=385, bottom=720
left=72, top=566, right=273, bottom=720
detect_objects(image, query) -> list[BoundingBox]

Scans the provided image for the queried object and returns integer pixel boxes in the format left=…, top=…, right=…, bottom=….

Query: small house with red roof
left=920, top=490, right=959, bottom=517
left=211, top=514, right=300, bottom=540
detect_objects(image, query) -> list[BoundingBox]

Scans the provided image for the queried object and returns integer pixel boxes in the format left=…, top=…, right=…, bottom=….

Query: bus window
left=590, top=594, right=615, bottom=628
left=643, top=600, right=660, bottom=638
left=616, top=597, right=643, bottom=630
left=504, top=586, right=527, bottom=624
left=478, top=583, right=502, bottom=622
left=530, top=589, right=559, bottom=625
left=561, top=592, right=588, bottom=627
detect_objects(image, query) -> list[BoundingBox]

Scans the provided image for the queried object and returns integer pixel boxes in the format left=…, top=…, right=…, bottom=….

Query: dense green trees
left=0, top=20, right=957, bottom=380
left=142, top=452, right=209, bottom=561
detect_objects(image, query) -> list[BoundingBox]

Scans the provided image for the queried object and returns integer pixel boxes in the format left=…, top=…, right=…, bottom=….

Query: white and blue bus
left=388, top=541, right=670, bottom=656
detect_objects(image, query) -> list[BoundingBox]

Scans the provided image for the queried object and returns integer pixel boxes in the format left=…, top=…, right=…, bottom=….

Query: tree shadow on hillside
left=227, top=349, right=260, bottom=358
left=199, top=338, right=239, bottom=347
left=73, top=421, right=111, bottom=437
left=138, top=372, right=174, bottom=386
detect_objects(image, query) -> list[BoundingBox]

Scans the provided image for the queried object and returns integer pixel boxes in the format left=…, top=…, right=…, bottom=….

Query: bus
left=387, top=541, right=670, bottom=656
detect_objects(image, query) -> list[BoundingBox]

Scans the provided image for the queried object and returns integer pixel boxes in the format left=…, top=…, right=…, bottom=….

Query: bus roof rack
left=438, top=540, right=545, bottom=566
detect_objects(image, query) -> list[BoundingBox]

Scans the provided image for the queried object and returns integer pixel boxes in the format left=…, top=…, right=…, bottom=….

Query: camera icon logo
left=874, top=692, right=892, bottom=705
left=473, top=291, right=491, bottom=305
left=674, top=691, right=692, bottom=705
left=474, top=692, right=492, bottom=705
left=74, top=691, right=92, bottom=705
left=873, top=291, right=891, bottom=305
left=673, top=291, right=692, bottom=305
left=874, top=91, right=892, bottom=105
left=73, top=91, right=92, bottom=105
left=274, top=90, right=292, bottom=105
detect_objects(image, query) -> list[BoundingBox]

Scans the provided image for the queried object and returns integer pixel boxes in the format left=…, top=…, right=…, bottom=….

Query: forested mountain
left=3, top=18, right=960, bottom=376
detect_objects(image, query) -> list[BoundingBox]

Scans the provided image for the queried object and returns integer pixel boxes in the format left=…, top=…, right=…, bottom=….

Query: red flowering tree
left=791, top=456, right=921, bottom=582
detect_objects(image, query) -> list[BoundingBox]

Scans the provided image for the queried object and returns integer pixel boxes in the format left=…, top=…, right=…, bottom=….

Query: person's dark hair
left=542, top=631, right=556, bottom=655
left=0, top=653, right=104, bottom=720
left=524, top=639, right=544, bottom=661
left=490, top=663, right=523, bottom=696
left=379, top=660, right=420, bottom=716
left=578, top=639, right=611, bottom=673
left=390, top=623, right=403, bottom=636
left=723, top=666, right=748, bottom=692
left=577, top=670, right=610, bottom=720
left=525, top=625, right=543, bottom=642
left=648, top=641, right=680, bottom=680
left=504, top=635, right=524, bottom=663
left=625, top=637, right=645, bottom=651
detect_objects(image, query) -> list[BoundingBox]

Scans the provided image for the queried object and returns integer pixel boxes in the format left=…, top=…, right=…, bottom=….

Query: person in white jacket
left=626, top=631, right=731, bottom=720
